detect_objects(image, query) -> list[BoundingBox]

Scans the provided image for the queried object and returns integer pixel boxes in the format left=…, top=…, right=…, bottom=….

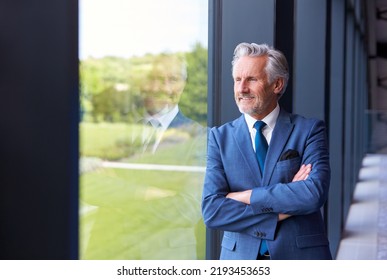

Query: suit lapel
left=232, top=116, right=262, bottom=186
left=263, top=109, right=294, bottom=186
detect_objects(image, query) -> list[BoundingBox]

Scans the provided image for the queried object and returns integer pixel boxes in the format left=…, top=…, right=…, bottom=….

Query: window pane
left=79, top=0, right=208, bottom=259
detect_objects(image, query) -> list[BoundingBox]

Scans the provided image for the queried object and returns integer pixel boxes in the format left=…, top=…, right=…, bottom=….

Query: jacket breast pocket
left=274, top=157, right=301, bottom=183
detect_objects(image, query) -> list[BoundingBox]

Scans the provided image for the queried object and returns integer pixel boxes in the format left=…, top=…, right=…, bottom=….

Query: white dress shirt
left=244, top=104, right=280, bottom=151
left=143, top=105, right=179, bottom=153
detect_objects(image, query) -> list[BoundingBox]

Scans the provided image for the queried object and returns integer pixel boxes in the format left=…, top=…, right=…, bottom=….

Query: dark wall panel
left=293, top=0, right=327, bottom=120
left=275, top=0, right=295, bottom=113
left=217, top=0, right=275, bottom=125
left=0, top=0, right=79, bottom=259
left=343, top=14, right=355, bottom=221
left=327, top=0, right=346, bottom=258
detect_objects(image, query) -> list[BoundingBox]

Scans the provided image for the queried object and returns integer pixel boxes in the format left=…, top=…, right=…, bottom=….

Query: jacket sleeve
left=250, top=119, right=330, bottom=215
left=201, top=127, right=278, bottom=240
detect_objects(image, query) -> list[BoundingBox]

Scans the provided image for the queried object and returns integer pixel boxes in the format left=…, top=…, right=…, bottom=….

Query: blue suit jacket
left=202, top=108, right=332, bottom=260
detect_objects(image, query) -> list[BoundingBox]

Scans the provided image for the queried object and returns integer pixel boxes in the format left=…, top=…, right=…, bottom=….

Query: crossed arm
left=226, top=163, right=312, bottom=221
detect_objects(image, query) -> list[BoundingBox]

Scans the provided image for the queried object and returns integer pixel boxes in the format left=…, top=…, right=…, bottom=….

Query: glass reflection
left=79, top=1, right=208, bottom=259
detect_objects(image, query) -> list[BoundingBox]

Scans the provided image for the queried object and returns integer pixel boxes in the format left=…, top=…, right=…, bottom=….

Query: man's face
left=143, top=56, right=186, bottom=116
left=233, top=55, right=280, bottom=120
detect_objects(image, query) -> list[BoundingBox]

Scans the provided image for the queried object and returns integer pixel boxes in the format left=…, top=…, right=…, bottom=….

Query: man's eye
left=168, top=76, right=180, bottom=83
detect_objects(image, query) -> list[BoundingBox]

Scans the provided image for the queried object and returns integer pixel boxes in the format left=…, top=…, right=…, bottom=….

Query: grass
left=80, top=122, right=143, bottom=160
left=79, top=122, right=207, bottom=259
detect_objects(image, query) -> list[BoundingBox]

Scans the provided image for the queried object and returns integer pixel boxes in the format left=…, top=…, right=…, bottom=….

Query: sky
left=79, top=0, right=208, bottom=59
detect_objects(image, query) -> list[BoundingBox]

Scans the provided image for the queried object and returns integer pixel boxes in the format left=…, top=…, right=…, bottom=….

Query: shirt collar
left=145, top=105, right=179, bottom=129
left=244, top=103, right=280, bottom=131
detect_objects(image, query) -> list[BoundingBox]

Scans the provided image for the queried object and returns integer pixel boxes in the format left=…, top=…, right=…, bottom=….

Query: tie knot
left=254, top=120, right=266, bottom=131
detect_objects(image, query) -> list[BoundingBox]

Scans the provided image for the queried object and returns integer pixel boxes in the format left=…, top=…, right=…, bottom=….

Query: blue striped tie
left=254, top=120, right=269, bottom=256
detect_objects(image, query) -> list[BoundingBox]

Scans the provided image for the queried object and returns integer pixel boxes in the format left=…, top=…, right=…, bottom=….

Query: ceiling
left=367, top=0, right=387, bottom=110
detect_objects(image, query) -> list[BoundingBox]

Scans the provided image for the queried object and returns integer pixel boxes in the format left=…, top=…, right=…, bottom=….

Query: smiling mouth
left=238, top=96, right=254, bottom=101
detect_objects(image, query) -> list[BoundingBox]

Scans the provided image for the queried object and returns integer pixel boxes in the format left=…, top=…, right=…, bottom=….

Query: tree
left=80, top=45, right=208, bottom=125
left=180, top=42, right=208, bottom=125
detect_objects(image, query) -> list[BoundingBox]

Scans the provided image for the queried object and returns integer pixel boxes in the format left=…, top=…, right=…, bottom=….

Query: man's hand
left=292, top=164, right=311, bottom=182
left=226, top=189, right=252, bottom=204
left=278, top=213, right=291, bottom=221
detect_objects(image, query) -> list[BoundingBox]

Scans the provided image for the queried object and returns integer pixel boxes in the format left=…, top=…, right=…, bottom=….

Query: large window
left=79, top=0, right=208, bottom=259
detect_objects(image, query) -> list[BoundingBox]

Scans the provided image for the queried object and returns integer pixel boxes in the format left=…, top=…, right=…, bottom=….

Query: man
left=201, top=42, right=332, bottom=260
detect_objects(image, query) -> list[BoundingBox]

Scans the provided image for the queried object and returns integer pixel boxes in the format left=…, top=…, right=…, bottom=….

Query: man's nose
left=237, top=80, right=248, bottom=93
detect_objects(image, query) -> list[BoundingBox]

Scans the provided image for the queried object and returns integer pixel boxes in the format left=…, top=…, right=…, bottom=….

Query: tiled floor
left=336, top=154, right=387, bottom=260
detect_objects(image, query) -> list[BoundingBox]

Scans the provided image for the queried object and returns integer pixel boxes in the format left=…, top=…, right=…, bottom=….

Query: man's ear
left=273, top=78, right=284, bottom=94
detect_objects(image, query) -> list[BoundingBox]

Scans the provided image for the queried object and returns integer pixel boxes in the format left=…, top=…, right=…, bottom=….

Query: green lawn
left=79, top=122, right=207, bottom=259
left=80, top=122, right=143, bottom=160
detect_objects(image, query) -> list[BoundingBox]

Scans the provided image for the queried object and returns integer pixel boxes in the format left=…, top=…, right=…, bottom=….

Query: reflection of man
left=138, top=54, right=203, bottom=156
left=127, top=54, right=206, bottom=259
left=202, top=43, right=331, bottom=260
left=82, top=53, right=207, bottom=260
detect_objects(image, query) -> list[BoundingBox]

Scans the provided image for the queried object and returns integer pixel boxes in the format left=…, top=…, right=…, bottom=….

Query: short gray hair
left=232, top=42, right=289, bottom=95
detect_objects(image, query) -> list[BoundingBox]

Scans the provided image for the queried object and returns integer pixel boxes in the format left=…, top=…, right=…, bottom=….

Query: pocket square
left=280, top=149, right=299, bottom=161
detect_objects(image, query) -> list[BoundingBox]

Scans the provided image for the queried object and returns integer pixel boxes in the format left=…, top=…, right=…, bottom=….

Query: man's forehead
left=233, top=56, right=267, bottom=76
